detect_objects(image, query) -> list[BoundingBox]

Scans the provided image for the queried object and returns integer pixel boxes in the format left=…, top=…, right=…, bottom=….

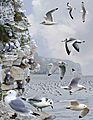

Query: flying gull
left=61, top=69, right=86, bottom=95
left=67, top=2, right=75, bottom=19
left=21, top=96, right=53, bottom=111
left=61, top=37, right=85, bottom=55
left=48, top=61, right=67, bottom=80
left=66, top=100, right=89, bottom=118
left=4, top=90, right=40, bottom=119
left=81, top=2, right=88, bottom=23
left=40, top=8, right=58, bottom=25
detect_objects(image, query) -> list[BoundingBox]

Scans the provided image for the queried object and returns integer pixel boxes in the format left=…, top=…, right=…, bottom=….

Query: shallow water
left=24, top=74, right=93, bottom=120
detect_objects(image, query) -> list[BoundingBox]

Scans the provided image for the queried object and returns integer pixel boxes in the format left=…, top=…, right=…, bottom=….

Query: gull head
left=42, top=98, right=53, bottom=109
left=48, top=99, right=54, bottom=109
left=6, top=90, right=17, bottom=97
left=79, top=104, right=88, bottom=109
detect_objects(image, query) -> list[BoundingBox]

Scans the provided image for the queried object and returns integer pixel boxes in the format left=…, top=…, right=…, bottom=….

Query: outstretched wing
left=46, top=8, right=58, bottom=21
left=80, top=108, right=89, bottom=118
left=59, top=64, right=66, bottom=80
left=65, top=39, right=71, bottom=55
left=69, top=77, right=80, bottom=87
left=69, top=9, right=73, bottom=19
left=81, top=2, right=86, bottom=22
left=48, top=63, right=58, bottom=76
left=72, top=41, right=80, bottom=52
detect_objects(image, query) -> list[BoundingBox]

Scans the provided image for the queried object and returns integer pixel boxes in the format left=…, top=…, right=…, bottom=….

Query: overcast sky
left=23, top=0, right=93, bottom=75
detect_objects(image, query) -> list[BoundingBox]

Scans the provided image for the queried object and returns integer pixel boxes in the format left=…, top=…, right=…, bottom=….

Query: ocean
left=24, top=74, right=93, bottom=120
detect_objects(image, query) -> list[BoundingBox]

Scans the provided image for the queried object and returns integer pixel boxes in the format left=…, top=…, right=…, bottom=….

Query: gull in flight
left=21, top=96, right=53, bottom=111
left=67, top=2, right=75, bottom=19
left=61, top=37, right=85, bottom=55
left=48, top=61, right=67, bottom=80
left=40, top=8, right=58, bottom=25
left=4, top=90, right=40, bottom=119
left=81, top=2, right=88, bottom=23
left=61, top=69, right=86, bottom=95
left=66, top=100, right=89, bottom=118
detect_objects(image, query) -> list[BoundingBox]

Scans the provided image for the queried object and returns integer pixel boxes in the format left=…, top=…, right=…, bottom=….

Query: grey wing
left=48, top=63, right=58, bottom=75
left=46, top=8, right=58, bottom=21
left=69, top=77, right=80, bottom=87
left=9, top=98, right=29, bottom=113
left=59, top=66, right=66, bottom=80
left=82, top=6, right=86, bottom=22
left=65, top=40, right=71, bottom=55
left=80, top=108, right=89, bottom=118
left=72, top=41, right=79, bottom=52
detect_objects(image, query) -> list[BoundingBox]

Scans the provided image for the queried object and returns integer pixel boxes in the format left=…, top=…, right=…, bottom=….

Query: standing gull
left=4, top=90, right=40, bottom=119
left=61, top=37, right=85, bottom=55
left=48, top=61, right=67, bottom=80
left=22, top=96, right=53, bottom=111
left=66, top=100, right=89, bottom=118
left=40, top=8, right=58, bottom=25
left=61, top=69, right=86, bottom=95
left=67, top=2, right=75, bottom=19
left=81, top=2, right=87, bottom=23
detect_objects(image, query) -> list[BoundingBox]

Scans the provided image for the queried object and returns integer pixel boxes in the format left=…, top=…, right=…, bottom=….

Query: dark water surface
left=24, top=74, right=93, bottom=120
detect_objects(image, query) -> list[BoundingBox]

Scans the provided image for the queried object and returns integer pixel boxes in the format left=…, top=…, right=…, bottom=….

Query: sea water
left=24, top=74, right=93, bottom=120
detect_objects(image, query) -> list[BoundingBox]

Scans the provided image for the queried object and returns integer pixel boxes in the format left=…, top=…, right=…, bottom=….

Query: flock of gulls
left=3, top=1, right=90, bottom=120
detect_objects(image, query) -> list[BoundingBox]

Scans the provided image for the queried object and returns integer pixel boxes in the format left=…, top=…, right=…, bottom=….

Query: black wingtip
left=79, top=116, right=82, bottom=118
left=48, top=74, right=51, bottom=76
left=72, top=68, right=75, bottom=72
left=21, top=97, right=26, bottom=101
left=60, top=77, right=63, bottom=80
left=56, top=8, right=58, bottom=10
left=32, top=112, right=40, bottom=116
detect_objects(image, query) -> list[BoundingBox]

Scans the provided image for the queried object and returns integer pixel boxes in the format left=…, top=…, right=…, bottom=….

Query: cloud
left=32, top=0, right=41, bottom=6
left=27, top=0, right=93, bottom=75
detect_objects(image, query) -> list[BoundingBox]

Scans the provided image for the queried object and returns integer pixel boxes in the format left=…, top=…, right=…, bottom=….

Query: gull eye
left=50, top=102, right=52, bottom=104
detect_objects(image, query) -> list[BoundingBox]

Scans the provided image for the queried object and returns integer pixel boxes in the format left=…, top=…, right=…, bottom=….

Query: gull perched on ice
left=4, top=90, right=40, bottom=119
left=66, top=100, right=89, bottom=118
left=61, top=69, right=86, bottom=95
left=48, top=61, right=67, bottom=80
left=81, top=2, right=88, bottom=23
left=61, top=37, right=85, bottom=55
left=67, top=2, right=75, bottom=19
left=40, top=8, right=58, bottom=25
left=21, top=96, right=53, bottom=111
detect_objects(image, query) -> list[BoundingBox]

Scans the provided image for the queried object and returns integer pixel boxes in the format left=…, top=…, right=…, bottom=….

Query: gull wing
left=81, top=2, right=86, bottom=22
left=69, top=9, right=73, bottom=19
left=59, top=64, right=66, bottom=80
left=9, top=98, right=29, bottom=113
left=70, top=100, right=79, bottom=106
left=46, top=8, right=58, bottom=21
left=28, top=97, right=42, bottom=103
left=48, top=63, right=58, bottom=76
left=72, top=41, right=80, bottom=52
left=65, top=39, right=71, bottom=55
left=69, top=77, right=80, bottom=87
left=80, top=108, right=89, bottom=118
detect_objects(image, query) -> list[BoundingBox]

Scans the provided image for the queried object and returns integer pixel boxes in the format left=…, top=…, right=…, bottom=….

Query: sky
left=23, top=0, right=93, bottom=75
